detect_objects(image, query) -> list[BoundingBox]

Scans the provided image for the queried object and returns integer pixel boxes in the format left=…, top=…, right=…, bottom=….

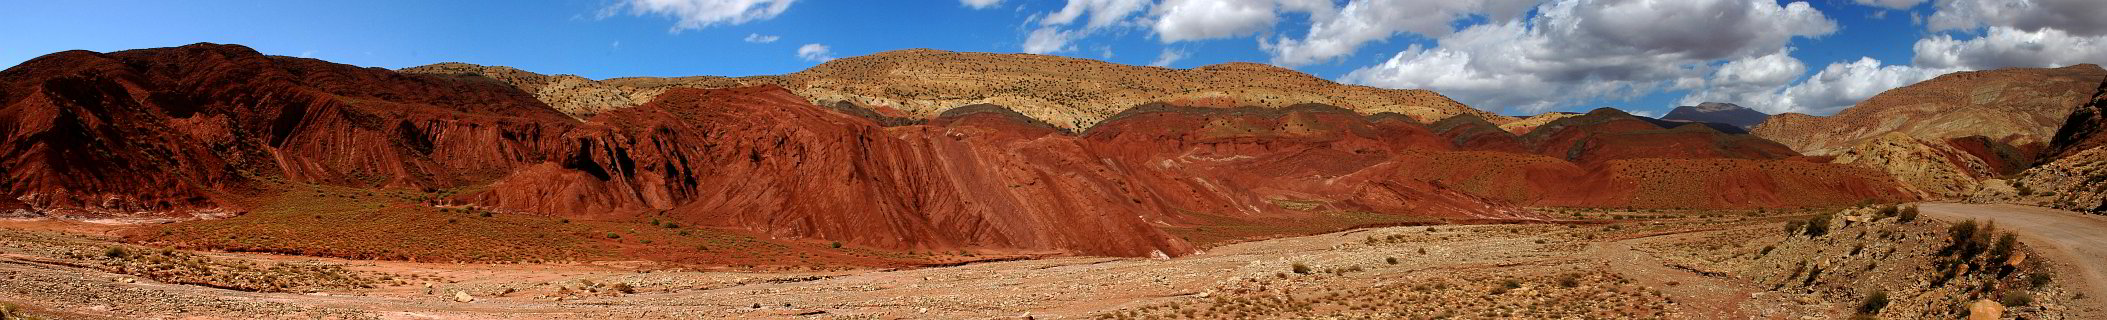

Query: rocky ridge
left=409, top=49, right=1506, bottom=130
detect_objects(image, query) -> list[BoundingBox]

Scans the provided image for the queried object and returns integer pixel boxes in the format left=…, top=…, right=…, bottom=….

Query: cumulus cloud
left=1766, top=58, right=1958, bottom=114
left=607, top=0, right=796, bottom=32
left=1151, top=0, right=1332, bottom=42
left=797, top=43, right=835, bottom=61
left=1262, top=0, right=1539, bottom=66
left=1914, top=26, right=2107, bottom=70
left=960, top=0, right=1003, bottom=9
left=1928, top=0, right=2107, bottom=37
left=743, top=33, right=780, bottom=43
left=1342, top=0, right=1837, bottom=113
left=1019, top=0, right=1152, bottom=54
left=1150, top=48, right=1188, bottom=67
left=1042, top=0, right=1152, bottom=29
left=1852, top=0, right=1927, bottom=9
left=1022, top=27, right=1080, bottom=54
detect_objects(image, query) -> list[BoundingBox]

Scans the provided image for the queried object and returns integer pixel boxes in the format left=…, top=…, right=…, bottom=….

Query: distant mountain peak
left=1663, top=102, right=1770, bottom=129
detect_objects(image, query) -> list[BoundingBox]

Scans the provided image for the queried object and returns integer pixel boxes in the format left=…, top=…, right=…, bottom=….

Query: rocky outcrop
left=1752, top=64, right=2107, bottom=156
left=1662, top=102, right=1768, bottom=129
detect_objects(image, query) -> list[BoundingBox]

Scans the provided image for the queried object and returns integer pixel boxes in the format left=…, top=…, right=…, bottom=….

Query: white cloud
left=797, top=43, right=835, bottom=61
left=743, top=33, right=780, bottom=43
left=1151, top=0, right=1332, bottom=42
left=1042, top=0, right=1152, bottom=30
left=1150, top=48, right=1187, bottom=67
left=1342, top=0, right=1837, bottom=113
left=1928, top=0, right=2107, bottom=37
left=1761, top=58, right=1958, bottom=115
left=1853, top=0, right=1927, bottom=9
left=1022, top=27, right=1079, bottom=54
left=607, top=0, right=796, bottom=32
left=1628, top=110, right=1657, bottom=118
left=961, top=0, right=1003, bottom=9
left=1260, top=0, right=1540, bottom=66
left=1914, top=26, right=2107, bottom=70
left=1021, top=0, right=1151, bottom=54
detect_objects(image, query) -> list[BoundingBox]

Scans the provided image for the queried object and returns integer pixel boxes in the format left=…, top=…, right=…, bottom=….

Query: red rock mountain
left=1, top=44, right=1919, bottom=258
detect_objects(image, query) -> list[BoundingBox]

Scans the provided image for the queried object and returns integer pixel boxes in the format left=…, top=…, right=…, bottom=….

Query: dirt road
left=1919, top=203, right=2107, bottom=313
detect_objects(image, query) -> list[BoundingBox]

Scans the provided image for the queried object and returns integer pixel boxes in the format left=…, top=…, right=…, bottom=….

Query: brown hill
left=413, top=49, right=1507, bottom=130
left=1430, top=115, right=1528, bottom=152
left=1520, top=108, right=1799, bottom=164
left=397, top=63, right=664, bottom=117
left=1752, top=64, right=2107, bottom=156
left=1496, top=112, right=1583, bottom=134
left=1984, top=78, right=2107, bottom=212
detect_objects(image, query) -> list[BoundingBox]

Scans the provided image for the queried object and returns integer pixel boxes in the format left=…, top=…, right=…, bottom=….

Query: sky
left=3, top=0, right=2104, bottom=117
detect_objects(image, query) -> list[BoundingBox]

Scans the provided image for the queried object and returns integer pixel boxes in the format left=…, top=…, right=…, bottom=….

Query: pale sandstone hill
left=1977, top=78, right=2107, bottom=212
left=411, top=49, right=1507, bottom=129
left=398, top=63, right=664, bottom=118
left=1833, top=133, right=1995, bottom=199
left=1498, top=112, right=1583, bottom=134
left=1753, top=64, right=2107, bottom=155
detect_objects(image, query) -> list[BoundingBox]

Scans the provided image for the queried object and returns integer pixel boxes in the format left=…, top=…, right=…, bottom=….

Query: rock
left=1969, top=299, right=2005, bottom=320
left=453, top=291, right=474, bottom=303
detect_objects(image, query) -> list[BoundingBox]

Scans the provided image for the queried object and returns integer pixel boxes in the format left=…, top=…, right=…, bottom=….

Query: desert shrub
left=610, top=282, right=636, bottom=294
left=605, top=233, right=621, bottom=239
left=2030, top=273, right=2053, bottom=289
left=1898, top=206, right=1920, bottom=223
left=1385, top=257, right=1399, bottom=265
left=663, top=223, right=679, bottom=229
left=1558, top=274, right=1581, bottom=288
left=2002, top=291, right=2034, bottom=306
left=1857, top=290, right=1890, bottom=315
left=1785, top=220, right=1805, bottom=235
left=479, top=211, right=493, bottom=217
left=1991, top=233, right=2018, bottom=262
left=103, top=247, right=128, bottom=259
left=1876, top=205, right=1900, bottom=218
left=830, top=241, right=843, bottom=249
left=1802, top=214, right=1833, bottom=237
left=1291, top=263, right=1312, bottom=274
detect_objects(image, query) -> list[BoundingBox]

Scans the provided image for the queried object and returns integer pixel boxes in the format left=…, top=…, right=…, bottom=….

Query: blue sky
left=5, top=0, right=2103, bottom=117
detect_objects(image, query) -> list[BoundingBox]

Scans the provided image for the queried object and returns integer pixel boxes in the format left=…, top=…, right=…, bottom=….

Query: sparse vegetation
left=1857, top=290, right=1889, bottom=315
left=1290, top=263, right=1311, bottom=275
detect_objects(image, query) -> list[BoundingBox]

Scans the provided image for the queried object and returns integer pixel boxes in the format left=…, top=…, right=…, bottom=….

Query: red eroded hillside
left=2, top=43, right=1928, bottom=262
